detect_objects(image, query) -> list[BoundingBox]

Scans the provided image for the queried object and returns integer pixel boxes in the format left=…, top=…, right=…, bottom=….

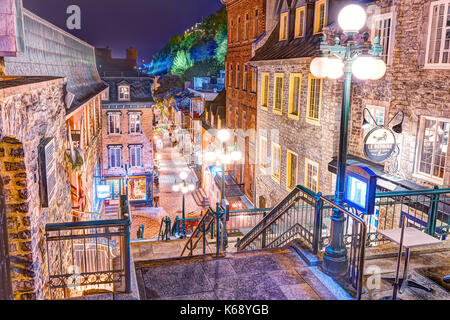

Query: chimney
left=126, top=46, right=138, bottom=63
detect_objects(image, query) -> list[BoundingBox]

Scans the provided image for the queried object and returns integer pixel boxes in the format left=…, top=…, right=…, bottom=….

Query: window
left=416, top=117, right=450, bottom=181
left=229, top=64, right=233, bottom=87
left=230, top=19, right=234, bottom=43
left=108, top=112, right=121, bottom=134
left=305, top=158, right=319, bottom=192
left=237, top=16, right=241, bottom=42
left=244, top=13, right=250, bottom=41
left=109, top=147, right=122, bottom=168
left=273, top=73, right=284, bottom=114
left=259, top=136, right=269, bottom=173
left=425, top=0, right=450, bottom=67
left=236, top=65, right=240, bottom=89
left=243, top=65, right=248, bottom=91
left=129, top=113, right=142, bottom=134
left=371, top=12, right=394, bottom=64
left=306, top=74, right=322, bottom=124
left=286, top=150, right=298, bottom=190
left=261, top=73, right=270, bottom=109
left=314, top=0, right=327, bottom=34
left=129, top=145, right=143, bottom=168
left=253, top=9, right=259, bottom=39
left=118, top=85, right=130, bottom=101
left=288, top=73, right=302, bottom=119
left=295, top=6, right=306, bottom=38
left=271, top=143, right=281, bottom=183
left=363, top=105, right=386, bottom=136
left=280, top=12, right=289, bottom=40
left=251, top=67, right=257, bottom=93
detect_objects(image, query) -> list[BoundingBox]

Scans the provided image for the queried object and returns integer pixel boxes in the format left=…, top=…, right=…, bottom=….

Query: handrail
left=375, top=187, right=450, bottom=197
left=180, top=208, right=214, bottom=256
left=72, top=209, right=112, bottom=221
left=320, top=195, right=367, bottom=301
left=237, top=197, right=301, bottom=251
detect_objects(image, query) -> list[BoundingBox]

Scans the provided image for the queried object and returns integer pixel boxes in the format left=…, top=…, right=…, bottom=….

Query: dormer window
left=280, top=12, right=289, bottom=40
left=314, top=0, right=327, bottom=34
left=118, top=85, right=130, bottom=101
left=295, top=6, right=306, bottom=38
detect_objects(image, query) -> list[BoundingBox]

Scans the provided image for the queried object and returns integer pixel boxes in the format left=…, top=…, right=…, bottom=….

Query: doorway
left=0, top=177, right=12, bottom=300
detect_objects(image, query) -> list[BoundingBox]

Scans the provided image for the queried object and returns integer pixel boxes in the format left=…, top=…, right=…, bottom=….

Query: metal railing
left=180, top=208, right=215, bottom=257
left=226, top=208, right=272, bottom=236
left=45, top=196, right=131, bottom=299
left=158, top=216, right=172, bottom=241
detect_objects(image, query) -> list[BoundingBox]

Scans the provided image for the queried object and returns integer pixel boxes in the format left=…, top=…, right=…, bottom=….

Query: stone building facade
left=101, top=65, right=155, bottom=206
left=0, top=77, right=72, bottom=300
left=222, top=0, right=267, bottom=204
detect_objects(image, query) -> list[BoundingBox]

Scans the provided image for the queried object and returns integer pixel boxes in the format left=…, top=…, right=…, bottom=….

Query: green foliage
left=171, top=50, right=194, bottom=76
left=146, top=8, right=227, bottom=79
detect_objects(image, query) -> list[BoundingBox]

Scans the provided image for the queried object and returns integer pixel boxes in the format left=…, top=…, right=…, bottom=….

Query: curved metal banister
left=180, top=208, right=214, bottom=257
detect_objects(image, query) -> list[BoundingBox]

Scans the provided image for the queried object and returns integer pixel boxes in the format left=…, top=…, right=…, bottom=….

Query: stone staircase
left=192, top=188, right=210, bottom=207
left=134, top=247, right=341, bottom=300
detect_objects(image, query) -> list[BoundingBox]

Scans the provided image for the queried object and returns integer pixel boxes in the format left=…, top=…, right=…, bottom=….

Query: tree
left=214, top=24, right=227, bottom=67
left=171, top=50, right=194, bottom=76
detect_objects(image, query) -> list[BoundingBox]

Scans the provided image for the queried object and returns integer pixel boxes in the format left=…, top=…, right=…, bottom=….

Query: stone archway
left=0, top=175, right=13, bottom=299
left=0, top=137, right=34, bottom=300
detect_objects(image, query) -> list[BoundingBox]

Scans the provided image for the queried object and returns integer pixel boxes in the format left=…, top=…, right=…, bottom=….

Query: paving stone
left=279, top=283, right=321, bottom=300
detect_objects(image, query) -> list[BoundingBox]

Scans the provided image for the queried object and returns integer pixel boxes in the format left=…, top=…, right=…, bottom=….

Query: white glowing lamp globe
left=338, top=4, right=367, bottom=33
left=181, top=187, right=189, bottom=194
left=231, top=150, right=242, bottom=162
left=326, top=58, right=344, bottom=79
left=217, top=129, right=230, bottom=142
left=179, top=171, right=189, bottom=180
left=370, top=59, right=387, bottom=80
left=222, top=153, right=232, bottom=165
left=188, top=184, right=196, bottom=191
left=172, top=185, right=180, bottom=192
left=310, top=57, right=329, bottom=79
left=352, top=56, right=377, bottom=80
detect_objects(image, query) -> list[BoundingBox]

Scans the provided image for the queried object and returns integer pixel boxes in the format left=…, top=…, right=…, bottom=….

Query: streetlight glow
left=172, top=185, right=180, bottom=192
left=217, top=129, right=230, bottom=142
left=338, top=4, right=366, bottom=33
left=310, top=56, right=330, bottom=79
left=231, top=150, right=242, bottom=162
left=188, top=184, right=196, bottom=191
left=326, top=57, right=344, bottom=79
left=179, top=171, right=188, bottom=180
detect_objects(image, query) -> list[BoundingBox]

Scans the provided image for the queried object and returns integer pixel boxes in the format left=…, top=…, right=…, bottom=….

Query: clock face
left=364, top=127, right=396, bottom=163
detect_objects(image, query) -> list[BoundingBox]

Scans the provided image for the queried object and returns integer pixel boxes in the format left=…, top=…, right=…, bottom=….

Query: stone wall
left=0, top=77, right=73, bottom=299
left=254, top=59, right=342, bottom=207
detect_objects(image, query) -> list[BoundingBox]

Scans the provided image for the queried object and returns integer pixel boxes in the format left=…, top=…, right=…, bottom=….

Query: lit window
left=230, top=19, right=234, bottom=43
left=306, top=74, right=322, bottom=124
left=251, top=67, right=257, bottom=93
left=109, top=147, right=122, bottom=168
left=363, top=105, right=386, bottom=136
left=288, top=73, right=302, bottom=119
left=371, top=12, right=394, bottom=64
left=244, top=13, right=250, bottom=40
left=305, top=158, right=319, bottom=192
left=314, top=0, right=327, bottom=34
left=253, top=9, right=259, bottom=39
left=129, top=145, right=142, bottom=168
left=129, top=113, right=142, bottom=134
left=295, top=6, right=306, bottom=38
left=261, top=73, right=270, bottom=109
left=287, top=150, right=298, bottom=190
left=243, top=65, right=248, bottom=91
left=259, top=135, right=269, bottom=173
left=273, top=73, right=284, bottom=114
left=280, top=12, right=289, bottom=40
left=416, top=116, right=450, bottom=181
left=118, top=85, right=130, bottom=101
left=425, top=0, right=450, bottom=67
left=108, top=113, right=121, bottom=134
left=229, top=64, right=233, bottom=87
left=271, top=142, right=281, bottom=183
left=237, top=16, right=241, bottom=42
left=236, top=65, right=240, bottom=89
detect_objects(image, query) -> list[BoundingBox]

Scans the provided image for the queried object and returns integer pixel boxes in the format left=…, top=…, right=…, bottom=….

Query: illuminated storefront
left=104, top=173, right=153, bottom=206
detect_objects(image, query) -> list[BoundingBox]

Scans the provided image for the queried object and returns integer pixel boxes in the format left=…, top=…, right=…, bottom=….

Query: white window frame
left=425, top=0, right=450, bottom=68
left=109, top=147, right=122, bottom=169
left=305, top=158, right=320, bottom=193
left=414, top=116, right=450, bottom=184
left=108, top=112, right=121, bottom=135
left=118, top=85, right=130, bottom=101
left=371, top=10, right=395, bottom=65
left=271, top=142, right=282, bottom=184
left=129, top=145, right=143, bottom=168
left=129, top=113, right=142, bottom=134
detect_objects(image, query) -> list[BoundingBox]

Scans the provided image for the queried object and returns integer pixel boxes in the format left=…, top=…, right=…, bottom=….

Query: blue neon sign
left=344, top=165, right=377, bottom=215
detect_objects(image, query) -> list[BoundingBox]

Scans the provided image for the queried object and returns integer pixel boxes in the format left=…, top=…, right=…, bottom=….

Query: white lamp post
left=172, top=171, right=196, bottom=238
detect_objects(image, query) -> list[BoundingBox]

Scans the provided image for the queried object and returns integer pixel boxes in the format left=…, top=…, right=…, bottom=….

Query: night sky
left=22, top=0, right=224, bottom=63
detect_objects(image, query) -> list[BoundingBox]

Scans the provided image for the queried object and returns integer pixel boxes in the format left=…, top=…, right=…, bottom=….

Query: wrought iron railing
left=158, top=216, right=171, bottom=241
left=45, top=196, right=131, bottom=299
left=180, top=208, right=215, bottom=257
left=226, top=208, right=271, bottom=236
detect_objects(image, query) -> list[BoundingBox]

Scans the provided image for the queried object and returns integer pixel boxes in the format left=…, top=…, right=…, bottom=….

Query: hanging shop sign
left=344, top=165, right=377, bottom=215
left=363, top=127, right=396, bottom=163
left=38, top=138, right=57, bottom=207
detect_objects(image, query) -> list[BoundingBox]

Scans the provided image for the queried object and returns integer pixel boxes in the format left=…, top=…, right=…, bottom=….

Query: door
left=0, top=177, right=12, bottom=300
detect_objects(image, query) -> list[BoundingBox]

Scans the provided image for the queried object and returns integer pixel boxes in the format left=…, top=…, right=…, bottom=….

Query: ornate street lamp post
left=172, top=171, right=196, bottom=238
left=310, top=4, right=386, bottom=276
